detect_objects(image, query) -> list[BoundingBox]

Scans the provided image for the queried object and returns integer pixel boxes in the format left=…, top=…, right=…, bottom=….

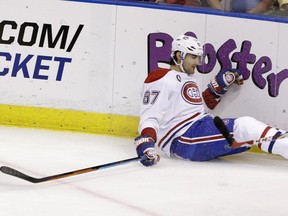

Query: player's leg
left=233, top=116, right=288, bottom=158
left=170, top=116, right=249, bottom=161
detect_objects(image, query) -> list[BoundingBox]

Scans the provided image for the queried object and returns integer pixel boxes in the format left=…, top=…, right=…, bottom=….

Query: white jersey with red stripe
left=138, top=68, right=208, bottom=156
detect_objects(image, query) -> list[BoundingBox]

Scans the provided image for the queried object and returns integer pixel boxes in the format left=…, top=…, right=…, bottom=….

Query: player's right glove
left=134, top=136, right=160, bottom=167
left=208, top=69, right=243, bottom=98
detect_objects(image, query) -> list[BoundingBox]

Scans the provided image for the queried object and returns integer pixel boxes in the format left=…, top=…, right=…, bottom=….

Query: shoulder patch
left=144, top=68, right=171, bottom=83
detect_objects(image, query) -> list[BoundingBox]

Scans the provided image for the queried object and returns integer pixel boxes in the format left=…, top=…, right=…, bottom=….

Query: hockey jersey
left=138, top=68, right=212, bottom=156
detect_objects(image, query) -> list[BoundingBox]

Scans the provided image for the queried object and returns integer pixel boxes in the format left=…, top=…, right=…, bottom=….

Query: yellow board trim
left=0, top=104, right=139, bottom=137
left=0, top=104, right=261, bottom=153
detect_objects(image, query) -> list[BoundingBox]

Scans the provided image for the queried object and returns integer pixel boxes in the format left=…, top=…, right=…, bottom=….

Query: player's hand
left=134, top=136, right=160, bottom=167
left=232, top=69, right=244, bottom=85
left=208, top=69, right=243, bottom=97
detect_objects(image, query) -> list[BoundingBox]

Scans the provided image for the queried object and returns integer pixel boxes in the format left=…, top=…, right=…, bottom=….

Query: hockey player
left=134, top=34, right=288, bottom=166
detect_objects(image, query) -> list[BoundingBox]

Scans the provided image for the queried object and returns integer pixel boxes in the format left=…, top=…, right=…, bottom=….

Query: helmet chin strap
left=179, top=61, right=185, bottom=73
left=173, top=52, right=186, bottom=73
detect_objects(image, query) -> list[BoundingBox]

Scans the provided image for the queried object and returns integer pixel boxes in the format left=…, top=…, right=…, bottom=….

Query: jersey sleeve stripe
left=144, top=68, right=171, bottom=83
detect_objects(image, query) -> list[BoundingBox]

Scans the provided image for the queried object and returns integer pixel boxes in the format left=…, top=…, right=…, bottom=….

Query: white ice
left=0, top=126, right=288, bottom=216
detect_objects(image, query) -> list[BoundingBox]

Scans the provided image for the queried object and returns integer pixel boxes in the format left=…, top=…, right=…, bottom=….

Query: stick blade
left=0, top=166, right=40, bottom=183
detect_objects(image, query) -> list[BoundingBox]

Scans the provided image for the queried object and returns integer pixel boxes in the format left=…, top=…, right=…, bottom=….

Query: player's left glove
left=208, top=69, right=243, bottom=98
left=134, top=136, right=160, bottom=167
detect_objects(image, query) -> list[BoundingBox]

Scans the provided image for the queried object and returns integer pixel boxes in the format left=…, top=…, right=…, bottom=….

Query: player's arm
left=202, top=69, right=243, bottom=110
left=135, top=78, right=170, bottom=167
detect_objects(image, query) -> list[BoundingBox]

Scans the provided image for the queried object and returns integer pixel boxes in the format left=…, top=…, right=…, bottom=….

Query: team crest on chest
left=181, top=81, right=203, bottom=105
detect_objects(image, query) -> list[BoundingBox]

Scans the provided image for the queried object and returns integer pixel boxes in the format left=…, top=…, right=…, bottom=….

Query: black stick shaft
left=0, top=157, right=140, bottom=183
left=213, top=116, right=235, bottom=145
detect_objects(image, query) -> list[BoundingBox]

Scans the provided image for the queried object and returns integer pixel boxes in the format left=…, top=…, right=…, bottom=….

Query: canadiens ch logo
left=181, top=81, right=203, bottom=105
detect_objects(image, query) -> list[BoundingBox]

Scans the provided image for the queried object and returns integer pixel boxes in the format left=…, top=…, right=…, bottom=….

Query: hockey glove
left=134, top=136, right=160, bottom=167
left=208, top=69, right=243, bottom=98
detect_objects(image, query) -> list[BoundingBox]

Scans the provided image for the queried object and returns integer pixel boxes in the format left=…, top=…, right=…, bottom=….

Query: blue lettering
left=12, top=53, right=33, bottom=78
left=0, top=52, right=11, bottom=75
left=0, top=52, right=71, bottom=81
left=54, top=57, right=72, bottom=81
left=33, top=55, right=52, bottom=80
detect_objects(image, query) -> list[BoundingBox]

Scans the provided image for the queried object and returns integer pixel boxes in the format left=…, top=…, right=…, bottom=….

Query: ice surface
left=0, top=126, right=288, bottom=216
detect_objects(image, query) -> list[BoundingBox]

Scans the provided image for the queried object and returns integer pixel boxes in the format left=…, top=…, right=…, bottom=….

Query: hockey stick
left=213, top=116, right=288, bottom=148
left=0, top=157, right=140, bottom=183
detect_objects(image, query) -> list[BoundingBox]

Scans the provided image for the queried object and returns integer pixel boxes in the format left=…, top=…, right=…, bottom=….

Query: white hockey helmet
left=171, top=35, right=203, bottom=60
